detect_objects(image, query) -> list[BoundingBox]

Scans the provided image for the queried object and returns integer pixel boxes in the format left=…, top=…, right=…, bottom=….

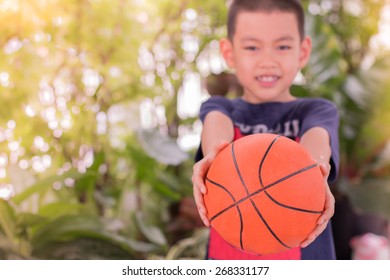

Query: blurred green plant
left=301, top=0, right=390, bottom=218
left=0, top=0, right=212, bottom=259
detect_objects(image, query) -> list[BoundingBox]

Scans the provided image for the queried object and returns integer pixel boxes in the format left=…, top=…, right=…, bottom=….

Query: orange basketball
left=204, top=133, right=325, bottom=255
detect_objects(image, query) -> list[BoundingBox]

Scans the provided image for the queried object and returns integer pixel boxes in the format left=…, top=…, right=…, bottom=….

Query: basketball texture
left=204, top=133, right=325, bottom=255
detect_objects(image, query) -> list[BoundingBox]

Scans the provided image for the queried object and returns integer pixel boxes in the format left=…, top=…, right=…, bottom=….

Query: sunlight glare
left=34, top=136, right=45, bottom=150
left=3, top=37, right=23, bottom=54
left=19, top=159, right=29, bottom=170
left=39, top=84, right=55, bottom=105
left=177, top=72, right=201, bottom=119
left=0, top=184, right=15, bottom=201
left=184, top=9, right=197, bottom=21
left=31, top=156, right=45, bottom=173
left=0, top=72, right=10, bottom=87
left=8, top=140, right=20, bottom=152
left=42, top=154, right=52, bottom=169
left=370, top=4, right=390, bottom=51
left=7, top=120, right=16, bottom=129
left=24, top=105, right=36, bottom=117
left=0, top=153, right=8, bottom=167
left=0, top=168, right=6, bottom=179
left=0, top=0, right=19, bottom=12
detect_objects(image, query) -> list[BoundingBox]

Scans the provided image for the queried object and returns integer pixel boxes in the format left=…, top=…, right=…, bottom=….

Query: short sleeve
left=199, top=96, right=234, bottom=123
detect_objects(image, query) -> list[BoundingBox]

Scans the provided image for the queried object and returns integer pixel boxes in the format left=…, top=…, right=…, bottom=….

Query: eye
left=277, top=45, right=292, bottom=51
left=244, top=46, right=259, bottom=51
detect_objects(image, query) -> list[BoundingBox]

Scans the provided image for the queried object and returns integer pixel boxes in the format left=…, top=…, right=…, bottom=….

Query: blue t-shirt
left=196, top=96, right=340, bottom=260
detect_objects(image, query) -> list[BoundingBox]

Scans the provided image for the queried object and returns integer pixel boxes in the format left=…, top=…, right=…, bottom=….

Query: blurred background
left=0, top=0, right=390, bottom=260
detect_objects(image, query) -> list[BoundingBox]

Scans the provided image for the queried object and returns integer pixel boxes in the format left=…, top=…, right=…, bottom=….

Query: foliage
left=300, top=0, right=390, bottom=218
left=0, top=0, right=390, bottom=259
left=0, top=0, right=215, bottom=259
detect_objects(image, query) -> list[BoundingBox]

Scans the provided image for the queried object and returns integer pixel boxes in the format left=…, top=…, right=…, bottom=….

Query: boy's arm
left=200, top=111, right=235, bottom=155
left=192, top=111, right=234, bottom=226
left=298, top=126, right=335, bottom=248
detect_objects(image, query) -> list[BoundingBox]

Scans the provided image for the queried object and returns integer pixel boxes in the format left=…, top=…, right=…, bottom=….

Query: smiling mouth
left=256, top=75, right=279, bottom=83
left=255, top=75, right=280, bottom=87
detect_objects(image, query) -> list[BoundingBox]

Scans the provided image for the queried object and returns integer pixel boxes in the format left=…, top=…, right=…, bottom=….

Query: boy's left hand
left=300, top=163, right=335, bottom=248
left=192, top=141, right=230, bottom=227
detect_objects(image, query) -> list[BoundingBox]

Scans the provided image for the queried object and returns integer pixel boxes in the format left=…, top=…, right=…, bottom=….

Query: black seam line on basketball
left=257, top=136, right=324, bottom=214
left=231, top=141, right=251, bottom=195
left=205, top=177, right=245, bottom=250
left=248, top=192, right=291, bottom=249
left=252, top=135, right=291, bottom=249
left=231, top=136, right=291, bottom=249
left=258, top=135, right=282, bottom=190
left=231, top=142, right=251, bottom=250
left=231, top=140, right=262, bottom=250
left=264, top=189, right=324, bottom=214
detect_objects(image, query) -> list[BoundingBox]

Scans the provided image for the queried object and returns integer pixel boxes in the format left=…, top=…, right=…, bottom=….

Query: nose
left=257, top=49, right=277, bottom=69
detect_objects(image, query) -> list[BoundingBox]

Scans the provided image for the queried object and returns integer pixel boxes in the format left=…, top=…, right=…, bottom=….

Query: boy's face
left=220, top=11, right=311, bottom=103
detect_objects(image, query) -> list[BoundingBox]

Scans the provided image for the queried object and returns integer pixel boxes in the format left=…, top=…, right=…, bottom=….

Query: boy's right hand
left=192, top=141, right=230, bottom=227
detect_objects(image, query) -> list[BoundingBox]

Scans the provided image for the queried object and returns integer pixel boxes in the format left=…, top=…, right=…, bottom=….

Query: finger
left=317, top=208, right=333, bottom=226
left=201, top=214, right=210, bottom=227
left=192, top=160, right=209, bottom=194
left=192, top=141, right=230, bottom=227
left=319, top=162, right=330, bottom=173
left=301, top=191, right=333, bottom=248
left=300, top=236, right=315, bottom=248
left=192, top=141, right=230, bottom=194
left=318, top=188, right=335, bottom=225
left=318, top=163, right=331, bottom=180
left=317, top=209, right=334, bottom=225
left=193, top=189, right=206, bottom=216
left=318, top=204, right=333, bottom=225
left=300, top=222, right=327, bottom=248
left=192, top=173, right=206, bottom=194
left=193, top=186, right=210, bottom=227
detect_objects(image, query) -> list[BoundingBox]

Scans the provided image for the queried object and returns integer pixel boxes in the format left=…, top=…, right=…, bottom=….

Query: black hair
left=227, top=0, right=305, bottom=41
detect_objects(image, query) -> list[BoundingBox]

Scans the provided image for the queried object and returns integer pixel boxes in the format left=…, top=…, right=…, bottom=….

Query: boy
left=192, top=0, right=339, bottom=259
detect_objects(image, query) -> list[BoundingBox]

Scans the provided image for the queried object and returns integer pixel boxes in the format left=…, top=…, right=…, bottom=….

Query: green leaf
left=149, top=179, right=182, bottom=201
left=135, top=212, right=167, bottom=246
left=12, top=169, right=97, bottom=205
left=38, top=202, right=88, bottom=218
left=165, top=228, right=209, bottom=260
left=343, top=178, right=390, bottom=220
left=32, top=215, right=102, bottom=250
left=16, top=213, right=47, bottom=228
left=137, top=129, right=189, bottom=166
left=0, top=201, right=16, bottom=242
left=31, top=215, right=156, bottom=255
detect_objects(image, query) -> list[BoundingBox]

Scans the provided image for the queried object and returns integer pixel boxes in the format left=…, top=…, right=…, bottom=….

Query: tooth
left=261, top=76, right=274, bottom=82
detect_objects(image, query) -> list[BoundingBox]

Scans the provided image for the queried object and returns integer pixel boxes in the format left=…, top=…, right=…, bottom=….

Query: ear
left=219, top=38, right=235, bottom=69
left=299, top=36, right=312, bottom=68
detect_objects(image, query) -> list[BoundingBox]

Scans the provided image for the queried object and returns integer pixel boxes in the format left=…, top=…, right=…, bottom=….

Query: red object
left=204, top=133, right=325, bottom=255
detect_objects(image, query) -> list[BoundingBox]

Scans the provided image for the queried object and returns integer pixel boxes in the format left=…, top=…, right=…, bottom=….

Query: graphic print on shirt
left=235, top=119, right=300, bottom=138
